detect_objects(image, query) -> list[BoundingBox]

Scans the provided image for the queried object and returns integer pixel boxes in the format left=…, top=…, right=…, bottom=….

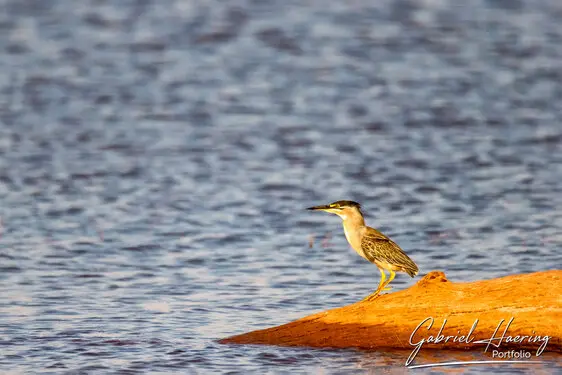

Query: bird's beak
left=307, top=204, right=332, bottom=211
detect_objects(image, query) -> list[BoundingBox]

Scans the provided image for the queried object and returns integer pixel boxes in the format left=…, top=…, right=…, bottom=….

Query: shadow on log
left=219, top=270, right=562, bottom=354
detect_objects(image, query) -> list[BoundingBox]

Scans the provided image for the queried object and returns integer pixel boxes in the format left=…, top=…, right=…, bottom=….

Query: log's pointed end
left=217, top=336, right=238, bottom=345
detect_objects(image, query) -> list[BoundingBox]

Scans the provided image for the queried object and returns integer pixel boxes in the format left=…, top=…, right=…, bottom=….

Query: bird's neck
left=341, top=213, right=365, bottom=227
left=342, top=215, right=365, bottom=233
left=341, top=214, right=366, bottom=250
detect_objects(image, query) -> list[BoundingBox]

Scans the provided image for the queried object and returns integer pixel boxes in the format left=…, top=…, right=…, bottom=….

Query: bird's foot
left=361, top=293, right=379, bottom=302
left=362, top=289, right=382, bottom=302
left=361, top=286, right=392, bottom=302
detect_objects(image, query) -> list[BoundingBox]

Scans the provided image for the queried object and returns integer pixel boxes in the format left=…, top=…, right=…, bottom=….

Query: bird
left=307, top=200, right=418, bottom=301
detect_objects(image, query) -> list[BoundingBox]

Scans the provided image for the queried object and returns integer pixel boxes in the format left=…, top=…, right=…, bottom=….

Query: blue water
left=1, top=0, right=561, bottom=373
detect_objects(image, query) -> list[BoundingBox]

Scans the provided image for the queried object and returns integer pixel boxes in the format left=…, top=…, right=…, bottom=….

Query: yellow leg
left=362, top=268, right=386, bottom=302
left=381, top=270, right=395, bottom=291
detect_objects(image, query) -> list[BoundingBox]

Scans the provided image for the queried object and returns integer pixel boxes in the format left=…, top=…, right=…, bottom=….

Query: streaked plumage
left=361, top=228, right=418, bottom=277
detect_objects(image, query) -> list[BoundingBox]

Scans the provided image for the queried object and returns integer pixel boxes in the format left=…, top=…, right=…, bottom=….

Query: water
left=1, top=0, right=561, bottom=373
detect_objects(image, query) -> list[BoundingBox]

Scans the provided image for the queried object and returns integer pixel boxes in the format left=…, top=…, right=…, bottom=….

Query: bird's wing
left=361, top=227, right=419, bottom=276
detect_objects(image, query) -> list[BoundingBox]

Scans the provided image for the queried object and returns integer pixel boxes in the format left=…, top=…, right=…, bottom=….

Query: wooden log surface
left=219, top=270, right=562, bottom=355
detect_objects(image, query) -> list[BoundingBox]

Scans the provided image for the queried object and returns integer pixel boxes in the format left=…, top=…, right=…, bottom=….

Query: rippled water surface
left=1, top=0, right=561, bottom=373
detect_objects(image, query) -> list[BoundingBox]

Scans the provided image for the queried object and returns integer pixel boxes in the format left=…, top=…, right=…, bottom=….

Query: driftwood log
left=219, top=270, right=561, bottom=359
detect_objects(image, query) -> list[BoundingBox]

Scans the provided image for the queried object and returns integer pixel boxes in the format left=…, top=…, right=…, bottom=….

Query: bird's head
left=307, top=200, right=363, bottom=220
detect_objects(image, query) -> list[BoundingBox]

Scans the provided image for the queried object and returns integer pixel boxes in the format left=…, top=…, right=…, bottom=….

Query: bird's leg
left=362, top=268, right=386, bottom=301
left=381, top=270, right=396, bottom=291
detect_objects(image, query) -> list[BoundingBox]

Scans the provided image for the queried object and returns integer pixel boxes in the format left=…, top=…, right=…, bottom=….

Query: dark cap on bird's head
left=307, top=200, right=362, bottom=212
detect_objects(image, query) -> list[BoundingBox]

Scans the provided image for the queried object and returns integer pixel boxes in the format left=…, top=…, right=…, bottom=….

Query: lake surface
left=1, top=0, right=561, bottom=373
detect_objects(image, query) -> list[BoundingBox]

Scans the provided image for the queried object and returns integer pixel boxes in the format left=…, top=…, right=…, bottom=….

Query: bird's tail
left=405, top=267, right=418, bottom=278
left=402, top=257, right=419, bottom=277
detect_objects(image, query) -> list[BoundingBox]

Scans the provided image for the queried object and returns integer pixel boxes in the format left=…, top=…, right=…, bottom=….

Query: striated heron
left=308, top=200, right=419, bottom=301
